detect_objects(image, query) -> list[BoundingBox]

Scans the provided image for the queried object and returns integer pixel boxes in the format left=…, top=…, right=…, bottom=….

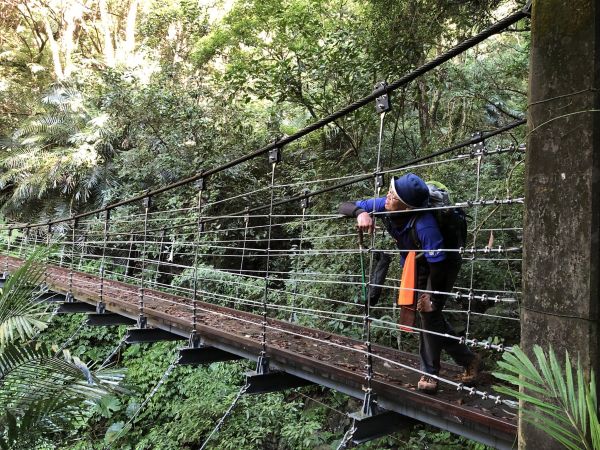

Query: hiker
left=338, top=172, right=480, bottom=394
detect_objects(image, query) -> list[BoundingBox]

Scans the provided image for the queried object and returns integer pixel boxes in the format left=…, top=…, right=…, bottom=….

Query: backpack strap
left=408, top=214, right=421, bottom=249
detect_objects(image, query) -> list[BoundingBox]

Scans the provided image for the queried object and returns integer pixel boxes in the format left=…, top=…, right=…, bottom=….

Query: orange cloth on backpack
left=398, top=251, right=416, bottom=306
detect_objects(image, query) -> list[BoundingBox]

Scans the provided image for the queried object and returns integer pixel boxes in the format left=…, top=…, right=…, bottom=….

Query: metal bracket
left=0, top=272, right=8, bottom=288
left=300, top=189, right=310, bottom=209
left=242, top=355, right=314, bottom=393
left=65, top=292, right=74, bottom=303
left=374, top=81, right=391, bottom=114
left=58, top=301, right=96, bottom=314
left=86, top=313, right=136, bottom=327
left=361, top=390, right=379, bottom=416
left=189, top=331, right=201, bottom=348
left=195, top=177, right=205, bottom=191
left=178, top=346, right=243, bottom=365
left=244, top=369, right=314, bottom=394
left=143, top=196, right=151, bottom=210
left=375, top=173, right=385, bottom=189
left=348, top=410, right=413, bottom=444
left=38, top=291, right=66, bottom=302
left=96, top=301, right=106, bottom=314
left=124, top=327, right=186, bottom=344
left=137, top=315, right=147, bottom=329
left=471, top=132, right=486, bottom=156
left=268, top=147, right=282, bottom=165
left=522, top=0, right=532, bottom=16
left=256, top=355, right=270, bottom=374
left=343, top=391, right=414, bottom=443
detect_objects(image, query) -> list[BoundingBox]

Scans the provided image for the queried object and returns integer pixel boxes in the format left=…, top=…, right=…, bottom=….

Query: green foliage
left=0, top=248, right=48, bottom=345
left=494, top=345, right=600, bottom=450
left=0, top=0, right=531, bottom=447
left=0, top=252, right=125, bottom=449
left=0, top=83, right=120, bottom=221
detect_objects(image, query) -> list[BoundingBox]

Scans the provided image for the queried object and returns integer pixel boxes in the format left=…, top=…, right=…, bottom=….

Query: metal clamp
left=373, top=81, right=391, bottom=114
left=268, top=147, right=282, bottom=165
left=300, top=189, right=310, bottom=209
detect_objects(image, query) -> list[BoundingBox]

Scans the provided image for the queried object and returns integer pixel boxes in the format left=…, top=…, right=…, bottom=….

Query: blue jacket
left=355, top=197, right=446, bottom=264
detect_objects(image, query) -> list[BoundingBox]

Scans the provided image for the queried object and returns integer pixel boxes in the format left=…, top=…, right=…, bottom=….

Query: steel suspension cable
left=466, top=137, right=484, bottom=339
left=99, top=211, right=110, bottom=311
left=138, top=197, right=151, bottom=328
left=363, top=104, right=388, bottom=403
left=67, top=218, right=77, bottom=301
left=234, top=208, right=250, bottom=309
left=3, top=229, right=11, bottom=278
left=259, top=149, right=280, bottom=368
left=289, top=192, right=309, bottom=322
left=191, top=180, right=205, bottom=345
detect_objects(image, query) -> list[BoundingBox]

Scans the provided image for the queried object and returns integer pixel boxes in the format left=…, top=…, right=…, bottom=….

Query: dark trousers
left=419, top=309, right=474, bottom=374
left=416, top=256, right=474, bottom=375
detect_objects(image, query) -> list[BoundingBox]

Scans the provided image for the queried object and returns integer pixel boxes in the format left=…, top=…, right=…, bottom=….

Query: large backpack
left=409, top=182, right=468, bottom=259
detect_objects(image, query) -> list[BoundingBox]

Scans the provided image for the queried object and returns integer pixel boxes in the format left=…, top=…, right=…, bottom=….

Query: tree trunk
left=124, top=0, right=139, bottom=57
left=99, top=0, right=115, bottom=66
left=41, top=14, right=63, bottom=80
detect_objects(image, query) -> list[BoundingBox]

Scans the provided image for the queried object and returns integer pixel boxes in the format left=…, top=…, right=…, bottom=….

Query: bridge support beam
left=57, top=301, right=96, bottom=314
left=37, top=292, right=67, bottom=302
left=177, top=346, right=243, bottom=365
left=349, top=410, right=413, bottom=444
left=244, top=356, right=314, bottom=394
left=524, top=1, right=600, bottom=449
left=86, top=313, right=136, bottom=327
left=124, top=327, right=186, bottom=344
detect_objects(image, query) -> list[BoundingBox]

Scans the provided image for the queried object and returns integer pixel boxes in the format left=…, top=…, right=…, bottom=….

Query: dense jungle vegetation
left=0, top=0, right=529, bottom=448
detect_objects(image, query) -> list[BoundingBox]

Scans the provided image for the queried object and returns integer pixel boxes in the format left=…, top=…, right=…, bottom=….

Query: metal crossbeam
left=58, top=301, right=96, bottom=314
left=86, top=313, right=136, bottom=327
left=177, top=346, right=243, bottom=365
left=244, top=370, right=315, bottom=394
left=349, top=410, right=414, bottom=444
left=38, top=292, right=67, bottom=302
left=125, top=328, right=185, bottom=344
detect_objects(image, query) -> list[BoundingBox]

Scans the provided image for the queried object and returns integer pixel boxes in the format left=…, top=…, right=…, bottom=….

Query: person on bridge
left=339, top=172, right=481, bottom=394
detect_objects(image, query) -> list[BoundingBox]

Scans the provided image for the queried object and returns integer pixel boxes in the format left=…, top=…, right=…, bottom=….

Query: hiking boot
left=417, top=375, right=438, bottom=394
left=460, top=354, right=482, bottom=384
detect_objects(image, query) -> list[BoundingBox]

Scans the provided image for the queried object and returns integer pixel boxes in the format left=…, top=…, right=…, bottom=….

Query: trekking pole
left=357, top=229, right=368, bottom=339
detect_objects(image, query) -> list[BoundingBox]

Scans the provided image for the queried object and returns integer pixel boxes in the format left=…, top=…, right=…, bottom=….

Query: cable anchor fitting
left=256, top=354, right=270, bottom=375
left=373, top=81, right=391, bottom=114
left=268, top=147, right=282, bottom=165
left=189, top=331, right=201, bottom=348
left=300, top=189, right=311, bottom=210
left=471, top=131, right=486, bottom=156
left=360, top=390, right=379, bottom=417
left=195, top=174, right=205, bottom=191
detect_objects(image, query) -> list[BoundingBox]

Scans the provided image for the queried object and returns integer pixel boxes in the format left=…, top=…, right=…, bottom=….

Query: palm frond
left=0, top=248, right=50, bottom=346
left=0, top=397, right=82, bottom=449
left=0, top=342, right=125, bottom=412
left=0, top=349, right=124, bottom=450
left=494, top=345, right=599, bottom=450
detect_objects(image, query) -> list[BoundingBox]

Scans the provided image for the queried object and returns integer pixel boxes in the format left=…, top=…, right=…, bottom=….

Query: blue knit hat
left=390, top=173, right=429, bottom=208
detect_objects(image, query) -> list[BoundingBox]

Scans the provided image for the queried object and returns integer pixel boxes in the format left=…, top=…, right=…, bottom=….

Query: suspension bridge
left=2, top=2, right=599, bottom=449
